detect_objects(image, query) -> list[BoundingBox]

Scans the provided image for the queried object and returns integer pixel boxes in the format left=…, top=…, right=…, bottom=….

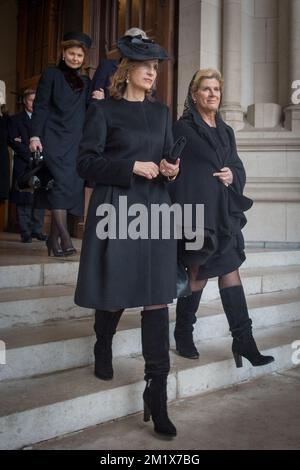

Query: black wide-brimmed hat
left=117, top=35, right=169, bottom=61
left=63, top=32, right=92, bottom=49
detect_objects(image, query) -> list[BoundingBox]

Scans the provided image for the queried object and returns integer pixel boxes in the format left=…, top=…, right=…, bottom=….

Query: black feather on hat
left=117, top=35, right=169, bottom=61
left=63, top=32, right=92, bottom=49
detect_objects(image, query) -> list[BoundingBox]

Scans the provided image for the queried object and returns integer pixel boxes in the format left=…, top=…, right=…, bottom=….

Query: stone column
left=285, top=0, right=300, bottom=131
left=220, top=0, right=244, bottom=130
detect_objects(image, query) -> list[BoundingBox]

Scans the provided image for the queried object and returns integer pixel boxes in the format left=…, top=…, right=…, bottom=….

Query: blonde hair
left=109, top=58, right=155, bottom=100
left=191, top=68, right=224, bottom=95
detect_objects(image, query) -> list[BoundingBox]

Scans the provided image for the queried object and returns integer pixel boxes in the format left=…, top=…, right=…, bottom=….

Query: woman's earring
left=126, top=76, right=129, bottom=84
left=62, top=57, right=65, bottom=61
left=193, top=98, right=197, bottom=104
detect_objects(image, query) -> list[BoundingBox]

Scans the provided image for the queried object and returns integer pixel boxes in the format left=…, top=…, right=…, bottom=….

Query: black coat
left=30, top=67, right=90, bottom=216
left=0, top=115, right=10, bottom=201
left=74, top=98, right=177, bottom=310
left=169, top=110, right=253, bottom=279
left=8, top=111, right=33, bottom=205
left=90, top=59, right=118, bottom=99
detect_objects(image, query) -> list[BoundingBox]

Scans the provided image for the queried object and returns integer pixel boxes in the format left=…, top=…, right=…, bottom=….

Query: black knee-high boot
left=94, top=309, right=124, bottom=380
left=220, top=285, right=274, bottom=367
left=141, top=307, right=177, bottom=437
left=174, top=291, right=202, bottom=359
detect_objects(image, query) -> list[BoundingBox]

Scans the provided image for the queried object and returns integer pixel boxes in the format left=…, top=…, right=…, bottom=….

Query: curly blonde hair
left=109, top=58, right=155, bottom=100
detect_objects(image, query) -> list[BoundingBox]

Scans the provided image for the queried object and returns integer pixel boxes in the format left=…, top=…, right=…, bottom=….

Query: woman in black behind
left=169, top=69, right=274, bottom=369
left=29, top=32, right=92, bottom=257
left=75, top=35, right=180, bottom=437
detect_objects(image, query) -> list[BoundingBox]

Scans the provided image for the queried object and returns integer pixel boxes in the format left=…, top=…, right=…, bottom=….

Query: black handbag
left=17, top=150, right=54, bottom=191
left=166, top=136, right=187, bottom=164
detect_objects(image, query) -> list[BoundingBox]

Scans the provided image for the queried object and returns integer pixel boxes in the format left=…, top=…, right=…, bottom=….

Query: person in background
left=29, top=32, right=93, bottom=257
left=8, top=90, right=46, bottom=243
left=90, top=27, right=149, bottom=101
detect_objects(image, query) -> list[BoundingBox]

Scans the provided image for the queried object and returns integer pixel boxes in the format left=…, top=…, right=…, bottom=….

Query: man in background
left=8, top=89, right=46, bottom=243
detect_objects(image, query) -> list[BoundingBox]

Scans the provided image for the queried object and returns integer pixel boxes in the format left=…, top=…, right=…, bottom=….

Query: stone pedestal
left=284, top=105, right=300, bottom=132
left=247, top=103, right=282, bottom=128
left=220, top=105, right=244, bottom=131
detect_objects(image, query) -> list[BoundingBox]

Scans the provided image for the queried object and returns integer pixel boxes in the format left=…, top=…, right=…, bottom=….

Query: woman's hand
left=29, top=137, right=43, bottom=153
left=213, top=167, right=233, bottom=187
left=133, top=161, right=160, bottom=180
left=159, top=158, right=180, bottom=179
left=92, top=88, right=105, bottom=100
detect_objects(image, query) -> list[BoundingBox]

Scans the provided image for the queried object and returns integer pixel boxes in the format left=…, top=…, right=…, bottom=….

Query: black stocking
left=218, top=269, right=242, bottom=290
left=187, top=264, right=208, bottom=292
left=51, top=209, right=73, bottom=251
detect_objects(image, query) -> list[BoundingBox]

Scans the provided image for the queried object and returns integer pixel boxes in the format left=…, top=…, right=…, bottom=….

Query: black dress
left=74, top=98, right=177, bottom=310
left=169, top=109, right=253, bottom=280
left=30, top=66, right=90, bottom=216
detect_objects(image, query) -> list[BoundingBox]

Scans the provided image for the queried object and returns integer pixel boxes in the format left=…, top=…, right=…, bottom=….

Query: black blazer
left=8, top=111, right=33, bottom=204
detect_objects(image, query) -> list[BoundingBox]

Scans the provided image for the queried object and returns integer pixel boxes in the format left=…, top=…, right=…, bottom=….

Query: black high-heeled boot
left=174, top=291, right=202, bottom=359
left=94, top=309, right=124, bottom=380
left=143, top=375, right=177, bottom=437
left=141, top=307, right=177, bottom=437
left=220, top=285, right=274, bottom=367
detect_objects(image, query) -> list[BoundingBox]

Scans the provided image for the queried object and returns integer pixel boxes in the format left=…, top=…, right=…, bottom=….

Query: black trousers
left=16, top=204, right=45, bottom=237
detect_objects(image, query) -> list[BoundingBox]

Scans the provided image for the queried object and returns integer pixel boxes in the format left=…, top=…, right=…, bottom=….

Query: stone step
left=1, top=265, right=300, bottom=328
left=1, top=249, right=299, bottom=290
left=0, top=289, right=299, bottom=382
left=0, top=321, right=299, bottom=450
left=30, top=366, right=300, bottom=451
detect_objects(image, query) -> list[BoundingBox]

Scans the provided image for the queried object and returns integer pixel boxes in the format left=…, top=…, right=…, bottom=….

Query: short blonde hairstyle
left=61, top=40, right=87, bottom=57
left=109, top=58, right=155, bottom=100
left=190, top=68, right=224, bottom=95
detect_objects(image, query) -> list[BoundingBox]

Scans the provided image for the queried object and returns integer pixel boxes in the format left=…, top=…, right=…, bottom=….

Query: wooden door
left=85, top=0, right=178, bottom=114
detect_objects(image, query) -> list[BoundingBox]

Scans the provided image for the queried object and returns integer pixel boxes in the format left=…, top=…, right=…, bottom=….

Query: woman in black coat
left=169, top=69, right=274, bottom=368
left=29, top=32, right=92, bottom=257
left=75, top=35, right=180, bottom=437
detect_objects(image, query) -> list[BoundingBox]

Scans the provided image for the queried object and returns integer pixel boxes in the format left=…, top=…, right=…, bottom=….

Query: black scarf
left=58, top=60, right=84, bottom=92
left=181, top=74, right=249, bottom=196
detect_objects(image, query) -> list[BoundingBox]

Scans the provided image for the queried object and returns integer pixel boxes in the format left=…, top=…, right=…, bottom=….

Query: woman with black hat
left=75, top=34, right=180, bottom=437
left=29, top=32, right=93, bottom=256
left=169, top=69, right=274, bottom=369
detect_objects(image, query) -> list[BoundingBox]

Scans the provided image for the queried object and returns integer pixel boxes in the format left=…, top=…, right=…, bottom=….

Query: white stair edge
left=1, top=249, right=300, bottom=289
left=1, top=265, right=300, bottom=328
left=1, top=293, right=300, bottom=382
left=0, top=322, right=299, bottom=450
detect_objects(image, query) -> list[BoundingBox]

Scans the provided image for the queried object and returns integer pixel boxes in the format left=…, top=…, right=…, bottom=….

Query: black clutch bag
left=17, top=150, right=54, bottom=191
left=165, top=136, right=187, bottom=164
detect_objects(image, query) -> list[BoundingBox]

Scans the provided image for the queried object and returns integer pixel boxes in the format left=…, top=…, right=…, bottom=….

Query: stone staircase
left=0, top=238, right=300, bottom=450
